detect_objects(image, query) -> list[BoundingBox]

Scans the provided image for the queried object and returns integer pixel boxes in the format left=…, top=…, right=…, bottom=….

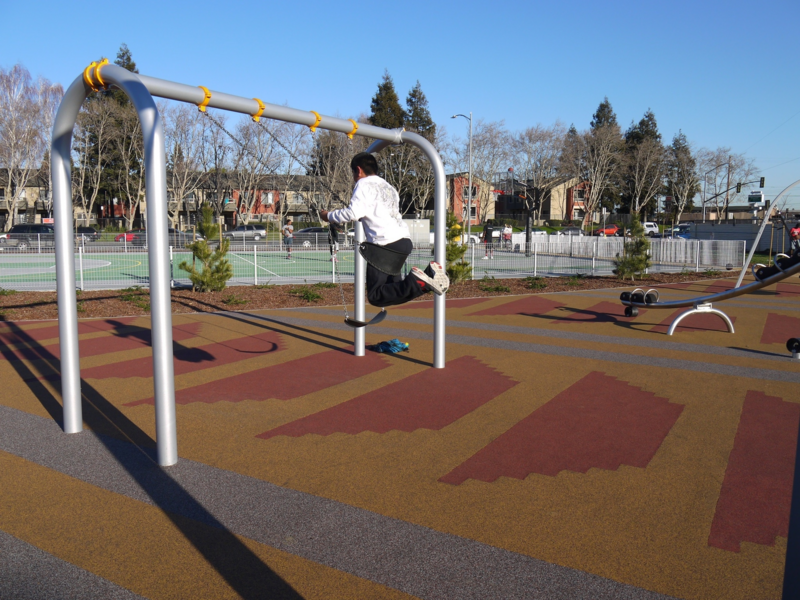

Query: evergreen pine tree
left=196, top=205, right=219, bottom=240
left=404, top=81, right=436, bottom=141
left=179, top=238, right=233, bottom=292
left=590, top=97, right=618, bottom=130
left=369, top=70, right=405, bottom=129
left=445, top=212, right=472, bottom=283
left=613, top=215, right=651, bottom=281
left=108, top=43, right=139, bottom=106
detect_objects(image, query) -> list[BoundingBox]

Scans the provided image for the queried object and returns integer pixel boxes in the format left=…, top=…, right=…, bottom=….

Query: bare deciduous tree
left=513, top=122, right=569, bottom=228
left=665, top=132, right=700, bottom=223
left=449, top=120, right=510, bottom=222
left=624, top=136, right=665, bottom=215
left=0, top=64, right=62, bottom=229
left=72, top=96, right=116, bottom=227
left=562, top=124, right=622, bottom=228
left=114, top=103, right=144, bottom=228
left=697, top=147, right=758, bottom=221
left=163, top=102, right=207, bottom=227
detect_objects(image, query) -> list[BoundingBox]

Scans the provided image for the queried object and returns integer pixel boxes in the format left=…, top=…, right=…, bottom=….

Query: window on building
left=265, top=192, right=274, bottom=205
left=470, top=206, right=477, bottom=218
left=462, top=186, right=477, bottom=199
left=575, top=189, right=585, bottom=200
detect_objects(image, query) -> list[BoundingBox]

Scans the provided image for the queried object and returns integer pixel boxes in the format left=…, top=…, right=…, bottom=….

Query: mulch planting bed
left=0, top=271, right=730, bottom=322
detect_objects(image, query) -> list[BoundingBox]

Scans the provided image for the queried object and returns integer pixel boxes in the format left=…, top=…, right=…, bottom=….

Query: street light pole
left=452, top=113, right=473, bottom=243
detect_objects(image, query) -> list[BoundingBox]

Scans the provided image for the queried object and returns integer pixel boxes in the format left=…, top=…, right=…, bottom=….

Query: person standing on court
left=320, top=152, right=449, bottom=307
left=791, top=221, right=800, bottom=255
left=282, top=218, right=293, bottom=260
left=481, top=220, right=495, bottom=259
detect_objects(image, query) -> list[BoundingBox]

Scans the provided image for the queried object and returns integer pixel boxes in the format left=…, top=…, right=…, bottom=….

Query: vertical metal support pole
left=364, top=131, right=447, bottom=368
left=52, top=75, right=85, bottom=434
left=696, top=240, right=700, bottom=272
left=592, top=241, right=596, bottom=275
left=38, top=234, right=41, bottom=254
left=354, top=221, right=365, bottom=357
left=471, top=242, right=475, bottom=280
left=124, top=235, right=127, bottom=253
left=534, top=246, right=538, bottom=277
left=254, top=245, right=257, bottom=286
left=78, top=247, right=84, bottom=291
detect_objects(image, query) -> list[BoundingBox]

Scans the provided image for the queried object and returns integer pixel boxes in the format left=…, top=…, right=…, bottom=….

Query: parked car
left=654, top=224, right=691, bottom=239
left=592, top=224, right=620, bottom=237
left=0, top=224, right=56, bottom=250
left=642, top=222, right=659, bottom=237
left=130, top=229, right=200, bottom=248
left=222, top=224, right=268, bottom=242
left=529, top=228, right=548, bottom=236
left=115, top=229, right=146, bottom=242
left=558, top=226, right=585, bottom=236
left=76, top=226, right=101, bottom=242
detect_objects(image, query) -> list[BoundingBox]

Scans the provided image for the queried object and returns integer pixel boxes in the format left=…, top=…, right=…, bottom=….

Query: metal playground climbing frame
left=51, top=61, right=448, bottom=466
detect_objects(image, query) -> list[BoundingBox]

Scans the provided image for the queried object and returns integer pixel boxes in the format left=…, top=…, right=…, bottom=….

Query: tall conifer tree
left=368, top=70, right=405, bottom=130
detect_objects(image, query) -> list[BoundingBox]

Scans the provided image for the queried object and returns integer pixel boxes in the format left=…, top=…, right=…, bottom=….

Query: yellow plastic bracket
left=197, top=86, right=212, bottom=112
left=308, top=111, right=322, bottom=133
left=83, top=61, right=99, bottom=92
left=347, top=119, right=359, bottom=139
left=94, top=58, right=109, bottom=89
left=251, top=98, right=266, bottom=122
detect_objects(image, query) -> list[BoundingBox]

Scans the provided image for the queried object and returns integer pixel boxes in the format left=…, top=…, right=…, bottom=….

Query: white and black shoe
left=411, top=263, right=450, bottom=296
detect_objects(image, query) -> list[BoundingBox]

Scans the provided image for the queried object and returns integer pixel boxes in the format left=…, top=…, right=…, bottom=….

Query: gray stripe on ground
left=233, top=312, right=800, bottom=382
left=293, top=308, right=791, bottom=363
left=0, top=529, right=145, bottom=600
left=569, top=289, right=800, bottom=311
left=0, top=406, right=675, bottom=600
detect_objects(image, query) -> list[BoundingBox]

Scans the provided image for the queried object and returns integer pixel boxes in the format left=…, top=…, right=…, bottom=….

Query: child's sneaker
left=424, top=261, right=450, bottom=294
left=411, top=265, right=448, bottom=296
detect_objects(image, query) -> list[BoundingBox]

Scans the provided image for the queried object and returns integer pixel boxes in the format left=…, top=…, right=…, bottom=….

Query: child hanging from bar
left=320, top=152, right=449, bottom=307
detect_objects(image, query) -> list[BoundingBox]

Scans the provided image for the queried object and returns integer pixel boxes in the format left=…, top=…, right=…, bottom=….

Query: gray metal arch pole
left=52, top=65, right=178, bottom=466
left=366, top=133, right=446, bottom=368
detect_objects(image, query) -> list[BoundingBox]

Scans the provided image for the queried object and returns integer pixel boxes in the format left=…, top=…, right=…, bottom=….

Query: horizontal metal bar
left=136, top=74, right=403, bottom=143
left=622, top=259, right=800, bottom=310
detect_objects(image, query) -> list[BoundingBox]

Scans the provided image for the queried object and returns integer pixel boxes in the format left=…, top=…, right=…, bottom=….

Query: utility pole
left=724, top=159, right=731, bottom=222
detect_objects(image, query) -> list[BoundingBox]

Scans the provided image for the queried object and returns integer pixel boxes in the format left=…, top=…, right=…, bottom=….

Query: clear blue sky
left=3, top=0, right=799, bottom=205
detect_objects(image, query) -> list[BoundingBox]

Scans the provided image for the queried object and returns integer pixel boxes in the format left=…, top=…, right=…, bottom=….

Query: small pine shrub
left=289, top=287, right=323, bottom=302
left=445, top=212, right=472, bottom=283
left=196, top=205, right=219, bottom=240
left=524, top=276, right=546, bottom=290
left=222, top=294, right=248, bottom=306
left=613, top=215, right=651, bottom=282
left=178, top=238, right=233, bottom=292
left=479, top=276, right=511, bottom=293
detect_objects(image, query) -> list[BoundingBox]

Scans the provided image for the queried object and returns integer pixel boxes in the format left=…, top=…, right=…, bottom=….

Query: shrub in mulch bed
left=0, top=272, right=730, bottom=322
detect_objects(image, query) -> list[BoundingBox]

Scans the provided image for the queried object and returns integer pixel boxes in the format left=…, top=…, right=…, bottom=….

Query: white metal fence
left=0, top=238, right=746, bottom=292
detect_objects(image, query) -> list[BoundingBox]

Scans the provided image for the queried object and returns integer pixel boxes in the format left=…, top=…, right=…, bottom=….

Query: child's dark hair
left=350, top=152, right=379, bottom=176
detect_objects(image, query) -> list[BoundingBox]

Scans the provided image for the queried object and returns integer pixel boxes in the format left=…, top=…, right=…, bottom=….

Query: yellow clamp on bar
left=83, top=61, right=99, bottom=92
left=94, top=58, right=109, bottom=89
left=347, top=119, right=359, bottom=139
left=308, top=111, right=322, bottom=133
left=196, top=86, right=212, bottom=112
left=251, top=98, right=265, bottom=122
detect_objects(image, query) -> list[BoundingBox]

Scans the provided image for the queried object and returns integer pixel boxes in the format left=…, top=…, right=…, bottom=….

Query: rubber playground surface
left=1, top=276, right=798, bottom=599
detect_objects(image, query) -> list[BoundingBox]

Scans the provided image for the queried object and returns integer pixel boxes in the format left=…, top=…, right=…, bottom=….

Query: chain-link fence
left=0, top=237, right=746, bottom=292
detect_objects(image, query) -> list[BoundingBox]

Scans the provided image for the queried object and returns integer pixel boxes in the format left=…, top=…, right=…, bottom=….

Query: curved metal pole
left=400, top=131, right=446, bottom=369
left=735, top=178, right=800, bottom=288
left=666, top=306, right=735, bottom=336
left=367, top=134, right=447, bottom=368
left=51, top=76, right=87, bottom=434
left=622, top=257, right=800, bottom=311
left=354, top=221, right=365, bottom=356
left=52, top=65, right=177, bottom=466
